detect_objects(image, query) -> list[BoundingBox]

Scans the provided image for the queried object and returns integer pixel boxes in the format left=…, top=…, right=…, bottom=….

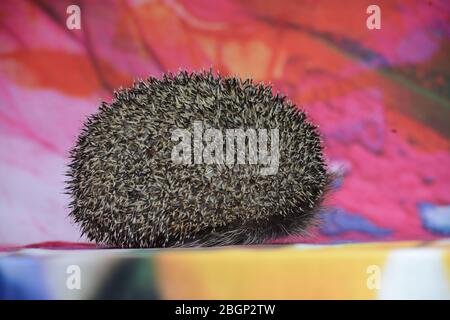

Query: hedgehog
left=67, top=70, right=330, bottom=248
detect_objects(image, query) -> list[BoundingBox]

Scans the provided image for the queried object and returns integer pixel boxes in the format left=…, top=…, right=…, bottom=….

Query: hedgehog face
left=67, top=71, right=330, bottom=247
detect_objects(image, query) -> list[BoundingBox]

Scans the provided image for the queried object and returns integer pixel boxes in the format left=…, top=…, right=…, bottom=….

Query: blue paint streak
left=418, top=203, right=450, bottom=236
left=0, top=257, right=51, bottom=299
left=319, top=208, right=392, bottom=237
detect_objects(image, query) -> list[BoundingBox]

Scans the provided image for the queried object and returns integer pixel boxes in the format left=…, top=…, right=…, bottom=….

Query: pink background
left=0, top=0, right=449, bottom=246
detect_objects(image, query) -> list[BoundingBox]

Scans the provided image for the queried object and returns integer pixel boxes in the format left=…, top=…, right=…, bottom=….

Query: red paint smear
left=0, top=241, right=105, bottom=252
left=0, top=50, right=131, bottom=97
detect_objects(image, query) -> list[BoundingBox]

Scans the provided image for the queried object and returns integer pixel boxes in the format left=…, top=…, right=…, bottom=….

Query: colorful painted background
left=1, top=241, right=450, bottom=299
left=0, top=0, right=449, bottom=246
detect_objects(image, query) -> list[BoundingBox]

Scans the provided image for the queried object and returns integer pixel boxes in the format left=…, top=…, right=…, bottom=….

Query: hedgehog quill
left=67, top=70, right=330, bottom=247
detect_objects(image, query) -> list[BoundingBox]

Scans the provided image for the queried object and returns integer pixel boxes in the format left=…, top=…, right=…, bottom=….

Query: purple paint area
left=319, top=208, right=393, bottom=237
left=418, top=203, right=450, bottom=236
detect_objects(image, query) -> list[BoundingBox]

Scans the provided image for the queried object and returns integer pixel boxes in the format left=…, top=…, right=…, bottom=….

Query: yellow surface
left=155, top=242, right=414, bottom=299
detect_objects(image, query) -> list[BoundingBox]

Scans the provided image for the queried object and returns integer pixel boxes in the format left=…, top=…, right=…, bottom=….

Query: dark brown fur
left=67, top=70, right=330, bottom=247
